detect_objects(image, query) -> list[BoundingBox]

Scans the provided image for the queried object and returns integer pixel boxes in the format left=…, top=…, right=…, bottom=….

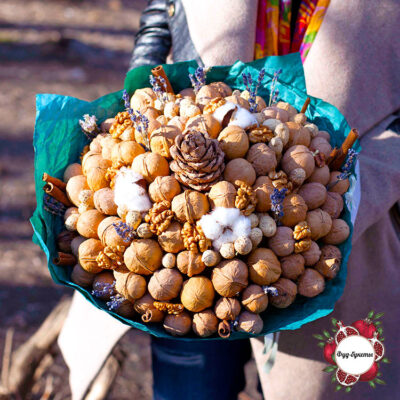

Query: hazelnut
left=249, top=228, right=263, bottom=247
left=323, top=219, right=350, bottom=245
left=148, top=268, right=183, bottom=301
left=212, top=259, right=248, bottom=297
left=137, top=223, right=153, bottom=238
left=125, top=211, right=142, bottom=230
left=181, top=276, right=215, bottom=312
left=268, top=227, right=295, bottom=257
left=220, top=243, right=235, bottom=259
left=301, top=241, right=321, bottom=266
left=192, top=309, right=218, bottom=337
left=214, top=297, right=241, bottom=320
left=280, top=254, right=305, bottom=280
left=162, top=253, right=176, bottom=269
left=241, top=284, right=268, bottom=313
left=234, top=236, right=253, bottom=255
left=306, top=209, right=332, bottom=240
left=269, top=278, right=297, bottom=308
left=321, top=192, right=344, bottom=219
left=258, top=214, right=277, bottom=237
left=298, top=269, right=325, bottom=297
left=315, top=245, right=342, bottom=279
left=224, top=158, right=256, bottom=187
left=246, top=143, right=277, bottom=176
left=298, top=183, right=327, bottom=210
left=247, top=248, right=281, bottom=285
left=201, top=250, right=221, bottom=267
left=249, top=213, right=259, bottom=228
left=64, top=207, right=80, bottom=231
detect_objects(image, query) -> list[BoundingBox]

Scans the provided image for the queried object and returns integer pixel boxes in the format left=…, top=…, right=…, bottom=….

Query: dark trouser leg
left=151, top=336, right=251, bottom=400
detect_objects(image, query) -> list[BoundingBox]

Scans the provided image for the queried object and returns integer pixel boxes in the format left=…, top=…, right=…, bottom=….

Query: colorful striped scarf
left=255, top=0, right=330, bottom=62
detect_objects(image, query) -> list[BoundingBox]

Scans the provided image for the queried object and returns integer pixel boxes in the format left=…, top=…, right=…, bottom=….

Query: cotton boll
left=114, top=168, right=152, bottom=213
left=229, top=106, right=258, bottom=130
left=212, top=102, right=237, bottom=124
left=213, top=207, right=241, bottom=226
left=233, top=215, right=251, bottom=238
left=198, top=214, right=223, bottom=240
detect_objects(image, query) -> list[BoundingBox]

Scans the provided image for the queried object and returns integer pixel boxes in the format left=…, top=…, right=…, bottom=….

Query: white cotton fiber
left=229, top=106, right=258, bottom=129
left=114, top=167, right=152, bottom=213
left=233, top=216, right=251, bottom=238
left=198, top=213, right=223, bottom=240
left=213, top=207, right=241, bottom=226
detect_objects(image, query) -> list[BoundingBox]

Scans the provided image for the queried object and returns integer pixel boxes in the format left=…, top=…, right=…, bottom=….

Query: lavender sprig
left=270, top=187, right=288, bottom=221
left=262, top=286, right=279, bottom=297
left=189, top=67, right=208, bottom=94
left=106, top=294, right=126, bottom=311
left=122, top=89, right=131, bottom=110
left=113, top=221, right=136, bottom=243
left=242, top=68, right=265, bottom=113
left=79, top=114, right=99, bottom=140
left=268, top=68, right=282, bottom=107
left=230, top=317, right=240, bottom=331
left=92, top=282, right=116, bottom=298
left=149, top=75, right=168, bottom=104
left=43, top=193, right=66, bottom=216
left=338, top=149, right=358, bottom=180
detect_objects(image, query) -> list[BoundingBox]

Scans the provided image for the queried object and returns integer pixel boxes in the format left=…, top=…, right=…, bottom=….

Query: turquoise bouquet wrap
left=31, top=54, right=360, bottom=340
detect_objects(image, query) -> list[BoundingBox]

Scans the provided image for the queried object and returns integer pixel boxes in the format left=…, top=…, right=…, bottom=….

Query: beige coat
left=183, top=0, right=400, bottom=398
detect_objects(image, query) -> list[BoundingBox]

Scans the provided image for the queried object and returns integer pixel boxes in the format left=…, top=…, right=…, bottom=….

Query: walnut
left=181, top=222, right=211, bottom=253
left=268, top=170, right=293, bottom=192
left=109, top=111, right=133, bottom=139
left=293, top=221, right=312, bottom=253
left=153, top=301, right=184, bottom=315
left=145, top=201, right=174, bottom=235
left=96, top=245, right=126, bottom=270
left=235, top=183, right=257, bottom=216
left=203, top=97, right=226, bottom=114
left=248, top=126, right=274, bottom=144
left=105, top=166, right=120, bottom=189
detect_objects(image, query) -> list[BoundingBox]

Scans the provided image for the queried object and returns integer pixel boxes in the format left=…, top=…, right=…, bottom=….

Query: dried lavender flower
left=338, top=149, right=358, bottom=180
left=242, top=68, right=265, bottom=113
left=149, top=75, right=168, bottom=104
left=79, top=114, right=99, bottom=140
left=92, top=282, right=116, bottom=298
left=270, top=187, right=288, bottom=221
left=268, top=68, right=282, bottom=106
left=113, top=221, right=136, bottom=243
left=262, top=285, right=279, bottom=296
left=189, top=67, right=208, bottom=93
left=106, top=293, right=125, bottom=311
left=43, top=193, right=67, bottom=216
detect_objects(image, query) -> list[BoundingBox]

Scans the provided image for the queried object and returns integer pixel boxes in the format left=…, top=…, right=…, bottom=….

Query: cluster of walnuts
left=58, top=77, right=352, bottom=338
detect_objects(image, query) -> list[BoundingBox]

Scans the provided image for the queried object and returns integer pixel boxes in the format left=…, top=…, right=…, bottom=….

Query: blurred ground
left=0, top=1, right=261, bottom=399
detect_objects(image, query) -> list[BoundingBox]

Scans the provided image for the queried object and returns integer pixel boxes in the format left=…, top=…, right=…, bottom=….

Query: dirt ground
left=0, top=1, right=261, bottom=399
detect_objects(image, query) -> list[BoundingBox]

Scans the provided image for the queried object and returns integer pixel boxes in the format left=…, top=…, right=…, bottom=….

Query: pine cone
left=170, top=131, right=225, bottom=191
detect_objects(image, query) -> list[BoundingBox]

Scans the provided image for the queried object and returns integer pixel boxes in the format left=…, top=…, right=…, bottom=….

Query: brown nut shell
left=111, top=141, right=145, bottom=167
left=164, top=311, right=192, bottom=336
left=297, top=269, right=325, bottom=297
left=310, top=137, right=332, bottom=159
left=177, top=251, right=206, bottom=277
left=286, top=121, right=311, bottom=147
left=66, top=175, right=89, bottom=206
left=280, top=254, right=305, bottom=280
left=307, top=165, right=330, bottom=186
left=124, top=239, right=163, bottom=275
left=247, top=248, right=281, bottom=285
left=148, top=268, right=183, bottom=301
left=131, top=152, right=169, bottom=183
left=217, top=126, right=249, bottom=159
left=150, top=125, right=181, bottom=159
left=241, top=284, right=269, bottom=313
left=97, top=216, right=130, bottom=247
left=93, top=188, right=118, bottom=215
left=185, top=114, right=222, bottom=139
left=148, top=175, right=181, bottom=203
left=281, top=145, right=315, bottom=178
left=158, top=221, right=185, bottom=253
left=71, top=263, right=96, bottom=287
left=328, top=172, right=350, bottom=195
left=280, top=194, right=308, bottom=227
left=192, top=309, right=218, bottom=337
left=301, top=241, right=321, bottom=266
left=237, top=311, right=263, bottom=334
left=64, top=163, right=83, bottom=183
left=306, top=209, right=332, bottom=240
left=211, top=259, right=248, bottom=297
left=214, top=297, right=241, bottom=320
left=321, top=192, right=344, bottom=219
left=78, top=238, right=103, bottom=273
left=171, top=191, right=210, bottom=223
left=315, top=245, right=342, bottom=279
left=114, top=271, right=147, bottom=302
left=77, top=209, right=106, bottom=239
left=268, top=227, right=295, bottom=257
left=181, top=276, right=215, bottom=312
left=269, top=278, right=297, bottom=308
left=298, top=182, right=327, bottom=210
left=224, top=158, right=256, bottom=187
left=246, top=143, right=277, bottom=176
left=208, top=181, right=236, bottom=209
left=253, top=176, right=274, bottom=212
left=323, top=219, right=350, bottom=245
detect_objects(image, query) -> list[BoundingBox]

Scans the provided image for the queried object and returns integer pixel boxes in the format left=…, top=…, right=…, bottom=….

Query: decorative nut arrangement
left=51, top=68, right=357, bottom=338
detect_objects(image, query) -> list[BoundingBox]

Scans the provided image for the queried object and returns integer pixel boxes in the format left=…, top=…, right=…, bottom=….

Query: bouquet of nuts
left=37, top=62, right=359, bottom=338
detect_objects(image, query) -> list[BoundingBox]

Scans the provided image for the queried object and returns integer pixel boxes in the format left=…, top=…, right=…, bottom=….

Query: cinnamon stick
left=151, top=65, right=174, bottom=94
left=300, top=97, right=310, bottom=114
left=53, top=252, right=76, bottom=266
left=43, top=183, right=72, bottom=207
left=42, top=173, right=66, bottom=191
left=218, top=320, right=232, bottom=339
left=328, top=128, right=359, bottom=170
